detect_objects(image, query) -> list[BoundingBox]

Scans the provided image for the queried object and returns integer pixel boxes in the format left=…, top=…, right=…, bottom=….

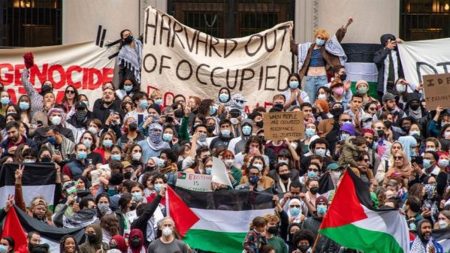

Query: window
left=400, top=0, right=450, bottom=41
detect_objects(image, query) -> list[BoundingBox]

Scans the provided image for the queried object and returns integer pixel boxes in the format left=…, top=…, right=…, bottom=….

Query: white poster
left=141, top=6, right=293, bottom=107
left=398, top=38, right=450, bottom=86
left=0, top=42, right=115, bottom=106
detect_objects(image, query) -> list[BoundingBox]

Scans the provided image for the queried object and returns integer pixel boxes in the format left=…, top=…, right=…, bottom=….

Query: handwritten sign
left=423, top=73, right=450, bottom=110
left=176, top=172, right=212, bottom=192
left=263, top=111, right=304, bottom=141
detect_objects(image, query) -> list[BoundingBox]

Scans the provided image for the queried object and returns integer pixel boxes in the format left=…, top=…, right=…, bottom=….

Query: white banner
left=0, top=42, right=115, bottom=105
left=142, top=6, right=293, bottom=107
left=398, top=38, right=450, bottom=86
left=176, top=172, right=212, bottom=192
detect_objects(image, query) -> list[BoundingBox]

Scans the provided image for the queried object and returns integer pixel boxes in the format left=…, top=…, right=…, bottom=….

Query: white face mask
left=439, top=220, right=448, bottom=229
left=317, top=94, right=327, bottom=100
left=224, top=159, right=234, bottom=167
left=253, top=163, right=263, bottom=171
left=162, top=227, right=173, bottom=236
left=88, top=126, right=98, bottom=135
left=132, top=152, right=142, bottom=161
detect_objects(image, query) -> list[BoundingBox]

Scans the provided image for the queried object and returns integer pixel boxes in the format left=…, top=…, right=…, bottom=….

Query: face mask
left=219, top=93, right=229, bottom=103
left=162, top=133, right=173, bottom=142
left=162, top=227, right=173, bottom=236
left=256, top=121, right=264, bottom=128
left=317, top=94, right=327, bottom=100
left=97, top=203, right=110, bottom=214
left=331, top=107, right=344, bottom=117
left=278, top=159, right=289, bottom=164
left=154, top=99, right=163, bottom=106
left=305, top=128, right=316, bottom=138
left=206, top=125, right=215, bottom=133
left=242, top=125, right=252, bottom=136
left=253, top=163, right=263, bottom=171
left=224, top=159, right=234, bottom=167
left=438, top=159, right=449, bottom=168
left=124, top=171, right=132, bottom=180
left=0, top=245, right=7, bottom=253
left=82, top=139, right=92, bottom=148
left=130, top=238, right=141, bottom=248
left=132, top=152, right=142, bottom=161
left=205, top=167, right=212, bottom=175
left=314, top=148, right=326, bottom=157
left=425, top=147, right=436, bottom=152
left=310, top=186, right=319, bottom=194
left=124, top=35, right=134, bottom=44
left=315, top=38, right=325, bottom=46
left=357, top=87, right=368, bottom=95
left=333, top=87, right=344, bottom=96
left=340, top=73, right=347, bottom=81
left=41, top=156, right=52, bottom=163
left=221, top=129, right=231, bottom=138
left=124, top=84, right=133, bottom=92
left=249, top=175, right=259, bottom=185
left=289, top=207, right=300, bottom=216
left=289, top=81, right=299, bottom=89
left=111, top=154, right=121, bottom=161
left=279, top=173, right=290, bottom=180
left=51, top=115, right=62, bottom=125
left=209, top=106, right=217, bottom=115
left=154, top=183, right=163, bottom=193
left=297, top=244, right=310, bottom=253
left=267, top=225, right=279, bottom=234
left=132, top=192, right=143, bottom=202
left=47, top=136, right=57, bottom=145
left=77, top=151, right=87, bottom=160
left=307, top=171, right=317, bottom=178
left=87, top=234, right=97, bottom=243
left=340, top=133, right=350, bottom=141
left=423, top=159, right=433, bottom=169
left=88, top=126, right=98, bottom=135
left=139, top=100, right=148, bottom=109
left=0, top=97, right=9, bottom=105
left=19, top=101, right=30, bottom=110
left=410, top=103, right=420, bottom=111
left=317, top=204, right=327, bottom=215
left=102, top=139, right=113, bottom=148
left=76, top=110, right=87, bottom=122
left=376, top=129, right=385, bottom=138
left=445, top=131, right=450, bottom=139
left=396, top=84, right=406, bottom=93
left=198, top=133, right=207, bottom=142
left=23, top=159, right=36, bottom=163
left=409, top=130, right=420, bottom=137
left=439, top=220, right=448, bottom=229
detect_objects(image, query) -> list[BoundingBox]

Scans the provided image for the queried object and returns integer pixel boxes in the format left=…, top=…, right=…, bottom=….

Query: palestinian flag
left=167, top=186, right=274, bottom=253
left=342, top=43, right=382, bottom=98
left=319, top=169, right=410, bottom=253
left=433, top=228, right=450, bottom=252
left=1, top=206, right=85, bottom=252
left=0, top=163, right=56, bottom=210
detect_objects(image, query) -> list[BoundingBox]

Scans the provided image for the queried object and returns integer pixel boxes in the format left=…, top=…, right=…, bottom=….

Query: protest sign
left=176, top=172, right=212, bottom=192
left=0, top=41, right=115, bottom=106
left=422, top=73, right=450, bottom=110
left=263, top=111, right=304, bottom=141
left=141, top=6, right=293, bottom=107
left=212, top=157, right=232, bottom=188
left=398, top=38, right=450, bottom=86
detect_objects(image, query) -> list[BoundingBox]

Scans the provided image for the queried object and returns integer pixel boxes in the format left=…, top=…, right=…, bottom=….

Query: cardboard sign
left=176, top=172, right=212, bottom=192
left=423, top=73, right=450, bottom=110
left=263, top=111, right=304, bottom=141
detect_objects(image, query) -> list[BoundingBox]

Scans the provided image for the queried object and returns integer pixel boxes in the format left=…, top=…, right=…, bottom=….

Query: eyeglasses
left=290, top=205, right=300, bottom=208
left=394, top=156, right=403, bottom=160
left=308, top=168, right=319, bottom=172
left=66, top=90, right=75, bottom=94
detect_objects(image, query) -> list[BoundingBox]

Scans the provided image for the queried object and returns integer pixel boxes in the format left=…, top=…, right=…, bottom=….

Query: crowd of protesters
left=0, top=20, right=448, bottom=253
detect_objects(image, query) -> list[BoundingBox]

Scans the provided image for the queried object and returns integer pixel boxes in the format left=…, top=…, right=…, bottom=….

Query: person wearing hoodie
left=137, top=123, right=170, bottom=163
left=66, top=102, right=92, bottom=143
left=128, top=229, right=146, bottom=253
left=79, top=224, right=109, bottom=253
left=228, top=118, right=254, bottom=154
left=210, top=119, right=234, bottom=152
left=53, top=196, right=98, bottom=228
left=373, top=33, right=404, bottom=98
left=410, top=219, right=443, bottom=253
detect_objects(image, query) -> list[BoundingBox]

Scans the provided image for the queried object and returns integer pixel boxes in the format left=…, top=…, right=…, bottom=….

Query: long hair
left=59, top=235, right=79, bottom=253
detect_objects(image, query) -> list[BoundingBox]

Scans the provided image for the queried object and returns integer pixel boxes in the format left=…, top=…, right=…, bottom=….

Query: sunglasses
left=394, top=156, right=403, bottom=160
left=290, top=205, right=300, bottom=208
left=342, top=119, right=352, bottom=122
left=66, top=90, right=75, bottom=94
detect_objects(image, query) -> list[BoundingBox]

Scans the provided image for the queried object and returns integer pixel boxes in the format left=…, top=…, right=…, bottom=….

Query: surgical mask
left=23, top=159, right=36, bottom=163
left=0, top=97, right=9, bottom=105
left=357, top=87, right=368, bottom=95
left=289, top=81, right=299, bottom=89
left=317, top=94, right=327, bottom=100
left=0, top=244, right=7, bottom=253
left=162, top=227, right=173, bottom=236
left=340, top=133, right=350, bottom=141
left=249, top=175, right=259, bottom=185
left=154, top=99, right=163, bottom=105
left=438, top=159, right=449, bottom=168
left=111, top=154, right=121, bottom=161
left=139, top=99, right=148, bottom=109
left=242, top=125, right=252, bottom=136
left=132, top=152, right=142, bottom=161
left=19, top=101, right=30, bottom=110
left=396, top=84, right=406, bottom=93
left=51, top=115, right=62, bottom=125
left=439, top=220, right=448, bottom=229
left=409, top=130, right=420, bottom=137
left=289, top=207, right=300, bottom=216
left=162, top=133, right=173, bottom=142
left=82, top=139, right=92, bottom=148
left=209, top=106, right=217, bottom=115
left=305, top=128, right=316, bottom=138
left=333, top=87, right=344, bottom=96
left=154, top=183, right=163, bottom=193
left=132, top=192, right=143, bottom=202
left=47, top=136, right=57, bottom=145
left=314, top=148, right=326, bottom=157
left=425, top=147, right=436, bottom=152
left=317, top=204, right=327, bottom=215
left=102, top=139, right=113, bottom=148
left=219, top=93, right=229, bottom=103
left=315, top=38, right=325, bottom=46
left=97, top=203, right=110, bottom=214
left=278, top=159, right=289, bottom=164
left=77, top=151, right=87, bottom=160
left=88, top=126, right=98, bottom=135
left=253, top=163, right=263, bottom=171
left=205, top=167, right=212, bottom=175
left=224, top=159, right=234, bottom=167
left=307, top=171, right=317, bottom=178
left=423, top=159, right=433, bottom=169
left=123, top=84, right=133, bottom=92
left=221, top=129, right=231, bottom=138
left=198, top=133, right=207, bottom=142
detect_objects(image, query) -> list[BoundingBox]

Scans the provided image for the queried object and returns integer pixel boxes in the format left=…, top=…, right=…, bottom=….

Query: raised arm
left=336, top=17, right=353, bottom=42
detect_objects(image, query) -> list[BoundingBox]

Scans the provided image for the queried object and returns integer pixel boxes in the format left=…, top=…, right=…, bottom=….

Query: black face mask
left=207, top=125, right=215, bottom=133
left=279, top=173, right=290, bottom=180
left=273, top=103, right=284, bottom=111
left=87, top=234, right=97, bottom=244
left=75, top=110, right=87, bottom=122
left=130, top=202, right=137, bottom=210
left=376, top=130, right=385, bottom=138
left=255, top=121, right=264, bottom=128
left=41, top=156, right=52, bottom=163
left=410, top=103, right=420, bottom=110
left=174, top=109, right=184, bottom=118
left=331, top=107, right=344, bottom=118
left=124, top=172, right=132, bottom=180
left=267, top=225, right=279, bottom=234
left=130, top=238, right=141, bottom=248
left=128, top=122, right=138, bottom=132
left=297, top=244, right=310, bottom=253
left=310, top=187, right=319, bottom=194
left=340, top=73, right=347, bottom=81
left=401, top=125, right=410, bottom=133
left=123, top=35, right=133, bottom=44
left=383, top=120, right=392, bottom=129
